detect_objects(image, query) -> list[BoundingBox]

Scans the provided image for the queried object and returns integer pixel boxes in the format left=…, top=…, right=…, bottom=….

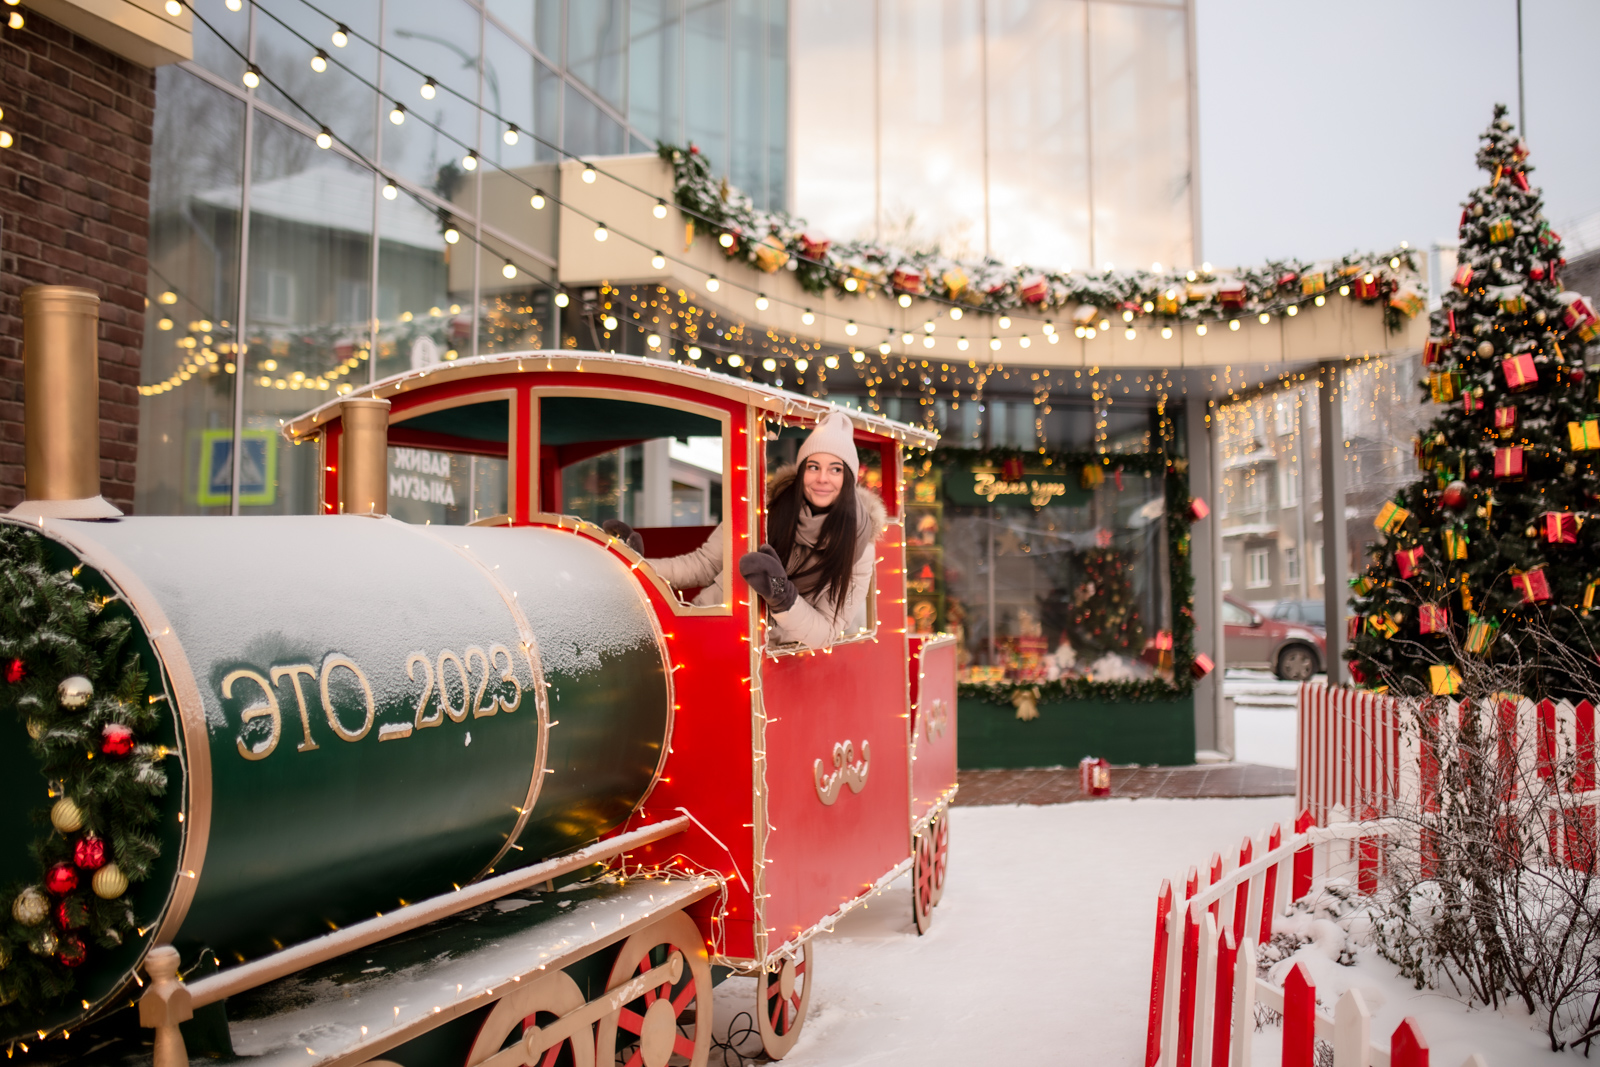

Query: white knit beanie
left=795, top=410, right=859, bottom=480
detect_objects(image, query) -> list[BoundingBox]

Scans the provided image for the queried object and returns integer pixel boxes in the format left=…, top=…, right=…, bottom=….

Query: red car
left=1223, top=595, right=1326, bottom=680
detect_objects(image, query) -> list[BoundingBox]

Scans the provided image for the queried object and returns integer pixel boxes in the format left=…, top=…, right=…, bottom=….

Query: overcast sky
left=1196, top=0, right=1600, bottom=267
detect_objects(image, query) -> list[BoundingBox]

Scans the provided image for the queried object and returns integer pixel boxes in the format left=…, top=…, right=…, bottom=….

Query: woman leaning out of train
left=602, top=411, right=887, bottom=649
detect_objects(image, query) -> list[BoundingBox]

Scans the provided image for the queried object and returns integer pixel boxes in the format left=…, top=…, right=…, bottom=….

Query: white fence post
left=1232, top=939, right=1256, bottom=1067
left=1195, top=910, right=1218, bottom=1067
left=1331, top=987, right=1371, bottom=1067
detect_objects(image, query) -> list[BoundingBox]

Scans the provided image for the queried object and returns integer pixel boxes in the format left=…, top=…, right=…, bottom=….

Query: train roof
left=281, top=350, right=940, bottom=449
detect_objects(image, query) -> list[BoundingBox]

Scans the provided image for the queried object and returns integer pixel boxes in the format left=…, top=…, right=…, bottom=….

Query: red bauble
left=1441, top=480, right=1469, bottom=510
left=1468, top=467, right=1483, bottom=482
left=57, top=934, right=87, bottom=968
left=5, top=658, right=23, bottom=684
left=54, top=897, right=88, bottom=930
left=45, top=862, right=78, bottom=896
left=100, top=722, right=134, bottom=758
left=1530, top=265, right=1546, bottom=281
left=73, top=835, right=106, bottom=871
left=1572, top=367, right=1587, bottom=386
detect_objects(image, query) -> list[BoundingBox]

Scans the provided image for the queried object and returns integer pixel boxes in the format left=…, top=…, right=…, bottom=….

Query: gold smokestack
left=337, top=397, right=390, bottom=516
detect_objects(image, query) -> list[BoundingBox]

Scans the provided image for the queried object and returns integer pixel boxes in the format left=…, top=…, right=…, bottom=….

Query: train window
left=386, top=396, right=512, bottom=525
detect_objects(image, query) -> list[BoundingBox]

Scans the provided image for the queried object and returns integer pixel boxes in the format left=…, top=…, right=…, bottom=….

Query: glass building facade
left=791, top=0, right=1197, bottom=272
left=137, top=0, right=788, bottom=516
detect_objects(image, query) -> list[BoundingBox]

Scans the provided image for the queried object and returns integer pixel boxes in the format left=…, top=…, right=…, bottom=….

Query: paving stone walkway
left=954, top=763, right=1296, bottom=806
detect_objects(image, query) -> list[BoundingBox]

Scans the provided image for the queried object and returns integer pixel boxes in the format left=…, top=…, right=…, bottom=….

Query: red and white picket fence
left=1144, top=812, right=1481, bottom=1067
left=1297, top=683, right=1600, bottom=864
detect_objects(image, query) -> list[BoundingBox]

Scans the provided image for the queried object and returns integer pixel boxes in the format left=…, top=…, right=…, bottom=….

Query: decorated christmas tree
left=1348, top=105, right=1600, bottom=697
left=1066, top=542, right=1145, bottom=656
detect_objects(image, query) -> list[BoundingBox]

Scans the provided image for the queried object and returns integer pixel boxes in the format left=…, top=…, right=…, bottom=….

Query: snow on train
left=0, top=286, right=957, bottom=1067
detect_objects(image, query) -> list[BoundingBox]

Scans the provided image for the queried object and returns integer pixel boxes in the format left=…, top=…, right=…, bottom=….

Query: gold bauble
left=56, top=675, right=94, bottom=710
left=1526, top=525, right=1538, bottom=537
left=50, top=796, right=84, bottom=834
left=25, top=718, right=42, bottom=740
left=92, top=863, right=127, bottom=900
left=11, top=887, right=47, bottom=926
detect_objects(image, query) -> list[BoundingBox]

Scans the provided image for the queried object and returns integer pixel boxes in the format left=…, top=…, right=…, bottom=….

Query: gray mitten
left=738, top=543, right=797, bottom=612
left=600, top=519, right=644, bottom=553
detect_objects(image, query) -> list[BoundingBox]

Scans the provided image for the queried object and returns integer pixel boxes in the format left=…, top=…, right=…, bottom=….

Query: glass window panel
left=879, top=0, right=986, bottom=256
left=1087, top=3, right=1191, bottom=270
left=986, top=0, right=1089, bottom=268
left=685, top=0, right=728, bottom=172
left=765, top=0, right=788, bottom=210
left=567, top=0, right=626, bottom=110
left=564, top=83, right=626, bottom=158
left=485, top=22, right=537, bottom=171
left=480, top=287, right=554, bottom=354
left=387, top=446, right=508, bottom=524
left=138, top=66, right=246, bottom=516
left=191, top=0, right=248, bottom=83
left=730, top=0, right=765, bottom=204
left=241, top=115, right=375, bottom=514
left=536, top=60, right=562, bottom=162
left=254, top=0, right=379, bottom=158
left=375, top=194, right=455, bottom=377
left=629, top=0, right=682, bottom=146
left=791, top=0, right=873, bottom=239
left=382, top=0, right=483, bottom=191
left=536, top=0, right=562, bottom=61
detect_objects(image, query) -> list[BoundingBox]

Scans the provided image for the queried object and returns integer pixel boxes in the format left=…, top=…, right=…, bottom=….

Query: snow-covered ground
left=711, top=797, right=1583, bottom=1066
left=1228, top=668, right=1307, bottom=769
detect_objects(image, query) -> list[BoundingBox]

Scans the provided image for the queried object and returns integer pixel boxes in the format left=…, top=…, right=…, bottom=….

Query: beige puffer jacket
left=647, top=464, right=889, bottom=649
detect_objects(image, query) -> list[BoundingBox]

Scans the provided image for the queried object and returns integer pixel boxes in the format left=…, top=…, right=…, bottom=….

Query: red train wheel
left=929, top=812, right=950, bottom=908
left=756, top=940, right=814, bottom=1059
left=464, top=969, right=595, bottom=1067
left=913, top=820, right=939, bottom=935
left=594, top=911, right=711, bottom=1067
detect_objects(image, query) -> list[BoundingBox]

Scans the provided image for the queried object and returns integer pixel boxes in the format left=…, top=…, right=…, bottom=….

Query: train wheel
left=912, top=815, right=945, bottom=934
left=756, top=940, right=814, bottom=1059
left=464, top=969, right=595, bottom=1067
left=594, top=911, right=711, bottom=1067
left=928, top=812, right=950, bottom=908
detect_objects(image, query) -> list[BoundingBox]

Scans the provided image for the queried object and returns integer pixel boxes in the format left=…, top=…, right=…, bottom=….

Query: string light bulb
left=461, top=151, right=478, bottom=171
left=898, top=293, right=912, bottom=308
left=825, top=355, right=839, bottom=369
left=444, top=227, right=460, bottom=244
left=554, top=292, right=569, bottom=308
left=844, top=320, right=858, bottom=335
left=795, top=358, right=808, bottom=371
left=241, top=65, right=261, bottom=89
left=990, top=337, right=1001, bottom=351
left=651, top=252, right=666, bottom=270
left=381, top=179, right=397, bottom=200
left=902, top=332, right=913, bottom=344
left=1229, top=319, right=1240, bottom=331
left=1019, top=335, right=1031, bottom=348
left=310, top=49, right=328, bottom=73
left=957, top=337, right=969, bottom=351
left=922, top=336, right=934, bottom=348
left=1314, top=294, right=1326, bottom=306
left=420, top=77, right=436, bottom=100
left=1124, top=328, right=1136, bottom=340
left=762, top=357, right=777, bottom=371
left=878, top=340, right=891, bottom=355
left=718, top=232, right=734, bottom=248
left=389, top=103, right=406, bottom=125
left=6, top=9, right=20, bottom=28
left=165, top=0, right=182, bottom=14
left=313, top=125, right=333, bottom=149
left=851, top=351, right=865, bottom=363
left=331, top=23, right=350, bottom=47
left=1286, top=304, right=1299, bottom=316
left=843, top=277, right=858, bottom=292
left=755, top=294, right=769, bottom=311
left=530, top=189, right=546, bottom=209
left=593, top=222, right=608, bottom=242
left=801, top=309, right=814, bottom=325
left=1161, top=326, right=1173, bottom=339
left=503, top=124, right=519, bottom=145
left=998, top=316, right=1011, bottom=329
left=501, top=261, right=517, bottom=280
left=581, top=165, right=596, bottom=183
left=1258, top=312, right=1270, bottom=324
left=923, top=320, right=935, bottom=333
left=1196, top=324, right=1207, bottom=336
left=706, top=275, right=719, bottom=292
left=225, top=0, right=241, bottom=9
left=687, top=346, right=701, bottom=360
left=1042, top=321, right=1055, bottom=335
left=949, top=307, right=962, bottom=321
left=728, top=354, right=744, bottom=367
left=653, top=199, right=668, bottom=219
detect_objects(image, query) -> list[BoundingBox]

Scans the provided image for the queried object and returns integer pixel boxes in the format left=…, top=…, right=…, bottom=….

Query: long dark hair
left=768, top=462, right=859, bottom=615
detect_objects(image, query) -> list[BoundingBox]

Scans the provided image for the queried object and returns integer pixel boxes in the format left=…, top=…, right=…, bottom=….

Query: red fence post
left=1231, top=837, right=1253, bottom=948
left=1146, top=879, right=1173, bottom=1067
left=1210, top=928, right=1237, bottom=1067
left=1258, top=823, right=1281, bottom=947
left=1292, top=809, right=1314, bottom=901
left=1176, top=868, right=1200, bottom=1067
left=1208, top=852, right=1223, bottom=920
left=1282, top=962, right=1315, bottom=1067
left=1570, top=701, right=1597, bottom=872
left=1391, top=1017, right=1430, bottom=1067
left=1357, top=804, right=1378, bottom=894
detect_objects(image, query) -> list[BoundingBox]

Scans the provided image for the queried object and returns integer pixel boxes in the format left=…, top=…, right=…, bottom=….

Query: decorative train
left=1, top=290, right=958, bottom=1067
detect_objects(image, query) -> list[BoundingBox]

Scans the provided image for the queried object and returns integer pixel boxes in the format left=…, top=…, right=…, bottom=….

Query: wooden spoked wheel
left=594, top=911, right=712, bottom=1067
left=756, top=940, right=814, bottom=1059
left=464, top=969, right=595, bottom=1067
left=912, top=812, right=950, bottom=934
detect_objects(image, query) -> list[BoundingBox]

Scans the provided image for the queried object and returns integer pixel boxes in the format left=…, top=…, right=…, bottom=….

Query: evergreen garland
left=0, top=525, right=166, bottom=1015
left=933, top=446, right=1200, bottom=706
left=1346, top=105, right=1600, bottom=699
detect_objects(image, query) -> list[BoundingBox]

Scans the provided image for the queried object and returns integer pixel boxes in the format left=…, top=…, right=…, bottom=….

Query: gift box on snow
left=1494, top=445, right=1525, bottom=480
left=1019, top=274, right=1048, bottom=304
left=1419, top=604, right=1450, bottom=634
left=1513, top=567, right=1552, bottom=604
left=1563, top=295, right=1598, bottom=332
left=1545, top=511, right=1580, bottom=544
left=1395, top=545, right=1426, bottom=579
left=1352, top=273, right=1380, bottom=300
left=1502, top=353, right=1538, bottom=391
left=1569, top=420, right=1600, bottom=451
left=892, top=266, right=923, bottom=294
left=1217, top=282, right=1246, bottom=309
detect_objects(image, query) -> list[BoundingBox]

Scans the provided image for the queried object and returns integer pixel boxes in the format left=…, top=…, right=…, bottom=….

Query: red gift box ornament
left=891, top=266, right=923, bottom=295
left=1545, top=511, right=1580, bottom=544
left=1418, top=604, right=1450, bottom=634
left=1423, top=337, right=1447, bottom=365
left=1502, top=353, right=1538, bottom=391
left=1190, top=653, right=1215, bottom=679
left=1348, top=661, right=1368, bottom=686
left=1347, top=615, right=1361, bottom=642
left=1078, top=756, right=1112, bottom=797
left=1217, top=282, right=1246, bottom=309
left=1352, top=273, right=1379, bottom=300
left=1186, top=497, right=1210, bottom=522
left=1514, top=567, right=1552, bottom=604
left=1019, top=274, right=1049, bottom=304
left=1563, top=295, right=1598, bottom=333
left=1494, top=404, right=1517, bottom=435
left=1395, top=545, right=1426, bottom=580
left=1494, top=446, right=1525, bottom=480
left=100, top=722, right=135, bottom=758
left=1451, top=264, right=1475, bottom=292
left=73, top=835, right=106, bottom=871
left=800, top=232, right=831, bottom=260
left=1000, top=456, right=1026, bottom=482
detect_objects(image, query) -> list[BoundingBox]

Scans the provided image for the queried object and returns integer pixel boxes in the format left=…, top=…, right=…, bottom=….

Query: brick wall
left=0, top=12, right=155, bottom=513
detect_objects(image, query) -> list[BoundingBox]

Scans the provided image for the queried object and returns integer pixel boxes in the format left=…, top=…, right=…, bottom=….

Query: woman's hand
left=600, top=519, right=644, bottom=553
left=738, top=544, right=797, bottom=611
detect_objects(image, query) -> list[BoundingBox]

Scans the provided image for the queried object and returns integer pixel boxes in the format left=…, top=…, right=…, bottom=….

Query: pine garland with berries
left=0, top=524, right=166, bottom=1016
left=1347, top=105, right=1600, bottom=698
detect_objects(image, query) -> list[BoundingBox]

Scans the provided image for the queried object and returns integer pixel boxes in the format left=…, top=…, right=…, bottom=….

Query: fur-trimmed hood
left=767, top=463, right=889, bottom=544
